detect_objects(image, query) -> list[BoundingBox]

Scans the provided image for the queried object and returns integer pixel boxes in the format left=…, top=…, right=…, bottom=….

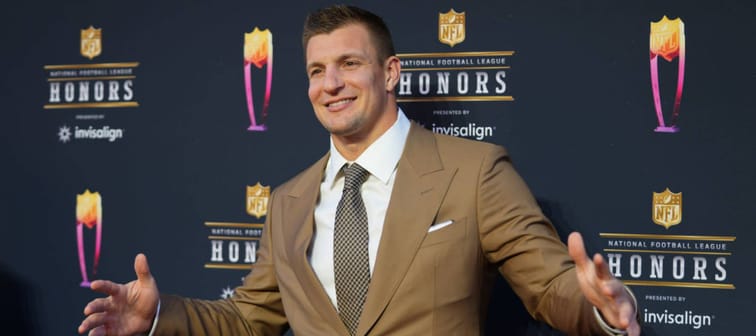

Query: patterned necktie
left=334, top=163, right=371, bottom=335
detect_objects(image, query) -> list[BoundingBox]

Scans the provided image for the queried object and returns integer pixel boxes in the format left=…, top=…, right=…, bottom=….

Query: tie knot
left=342, top=163, right=369, bottom=191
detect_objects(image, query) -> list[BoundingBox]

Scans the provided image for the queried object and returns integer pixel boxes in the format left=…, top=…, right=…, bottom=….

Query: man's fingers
left=607, top=279, right=632, bottom=303
left=78, top=311, right=107, bottom=334
left=620, top=298, right=637, bottom=326
left=90, top=280, right=120, bottom=296
left=620, top=301, right=641, bottom=336
left=592, top=252, right=614, bottom=281
left=87, top=325, right=107, bottom=336
left=83, top=297, right=111, bottom=315
left=134, top=253, right=153, bottom=283
left=567, top=232, right=590, bottom=269
left=620, top=289, right=638, bottom=327
left=627, top=320, right=641, bottom=336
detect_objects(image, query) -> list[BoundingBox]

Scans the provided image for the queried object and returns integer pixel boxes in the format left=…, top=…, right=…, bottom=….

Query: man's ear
left=384, top=56, right=401, bottom=91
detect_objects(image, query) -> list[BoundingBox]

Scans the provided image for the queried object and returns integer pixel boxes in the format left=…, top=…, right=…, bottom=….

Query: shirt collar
left=325, top=108, right=411, bottom=187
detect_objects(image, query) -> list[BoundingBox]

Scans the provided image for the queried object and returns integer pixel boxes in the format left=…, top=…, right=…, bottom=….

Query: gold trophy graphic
left=76, top=190, right=102, bottom=287
left=244, top=27, right=273, bottom=131
left=649, top=16, right=685, bottom=133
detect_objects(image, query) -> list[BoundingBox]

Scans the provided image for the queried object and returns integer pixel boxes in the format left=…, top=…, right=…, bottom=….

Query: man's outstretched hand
left=568, top=232, right=640, bottom=336
left=78, top=253, right=160, bottom=336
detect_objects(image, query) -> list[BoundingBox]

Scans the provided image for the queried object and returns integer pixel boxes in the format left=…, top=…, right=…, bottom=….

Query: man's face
left=306, top=23, right=394, bottom=142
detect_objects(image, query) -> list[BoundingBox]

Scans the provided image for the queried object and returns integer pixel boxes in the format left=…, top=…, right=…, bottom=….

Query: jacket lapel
left=357, top=124, right=457, bottom=335
left=281, top=153, right=350, bottom=335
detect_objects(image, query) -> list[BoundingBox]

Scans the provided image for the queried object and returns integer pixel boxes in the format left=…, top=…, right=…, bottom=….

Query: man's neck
left=332, top=107, right=398, bottom=161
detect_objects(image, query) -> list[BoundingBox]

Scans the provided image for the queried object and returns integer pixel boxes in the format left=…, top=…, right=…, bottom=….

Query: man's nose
left=323, top=67, right=344, bottom=93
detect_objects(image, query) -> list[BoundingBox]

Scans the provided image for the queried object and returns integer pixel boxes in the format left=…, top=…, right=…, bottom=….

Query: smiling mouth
left=326, top=98, right=355, bottom=108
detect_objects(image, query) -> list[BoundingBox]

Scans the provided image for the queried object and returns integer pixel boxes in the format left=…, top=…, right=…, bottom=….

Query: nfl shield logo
left=81, top=26, right=102, bottom=60
left=439, top=9, right=465, bottom=47
left=650, top=16, right=684, bottom=62
left=247, top=183, right=270, bottom=219
left=652, top=188, right=682, bottom=229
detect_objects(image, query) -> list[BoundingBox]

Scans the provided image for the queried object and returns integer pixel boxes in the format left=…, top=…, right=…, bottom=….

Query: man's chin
left=322, top=120, right=363, bottom=137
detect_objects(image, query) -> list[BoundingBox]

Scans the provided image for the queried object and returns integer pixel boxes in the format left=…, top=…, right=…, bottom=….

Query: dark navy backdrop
left=1, top=0, right=753, bottom=334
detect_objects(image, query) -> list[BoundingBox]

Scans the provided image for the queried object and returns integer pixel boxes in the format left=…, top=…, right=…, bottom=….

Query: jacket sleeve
left=153, top=190, right=288, bottom=335
left=476, top=145, right=605, bottom=335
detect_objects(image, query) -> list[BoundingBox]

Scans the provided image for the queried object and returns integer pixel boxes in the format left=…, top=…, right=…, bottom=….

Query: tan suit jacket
left=156, top=123, right=604, bottom=335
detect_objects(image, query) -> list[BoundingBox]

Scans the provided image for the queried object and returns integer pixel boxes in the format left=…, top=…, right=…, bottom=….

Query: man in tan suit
left=79, top=5, right=639, bottom=336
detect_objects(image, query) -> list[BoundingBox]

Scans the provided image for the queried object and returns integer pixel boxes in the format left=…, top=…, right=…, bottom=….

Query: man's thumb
left=134, top=253, right=153, bottom=281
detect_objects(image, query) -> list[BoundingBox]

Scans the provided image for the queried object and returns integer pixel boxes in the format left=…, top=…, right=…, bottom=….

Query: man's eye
left=309, top=69, right=323, bottom=77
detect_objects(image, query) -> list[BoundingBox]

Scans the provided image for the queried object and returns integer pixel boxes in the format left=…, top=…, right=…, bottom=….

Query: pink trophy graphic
left=649, top=16, right=686, bottom=133
left=76, top=189, right=102, bottom=287
left=244, top=27, right=273, bottom=131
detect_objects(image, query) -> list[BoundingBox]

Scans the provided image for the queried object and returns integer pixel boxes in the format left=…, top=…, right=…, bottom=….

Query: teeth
left=327, top=98, right=353, bottom=107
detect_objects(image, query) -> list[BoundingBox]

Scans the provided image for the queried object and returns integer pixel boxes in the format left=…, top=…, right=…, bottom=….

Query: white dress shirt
left=309, top=109, right=410, bottom=309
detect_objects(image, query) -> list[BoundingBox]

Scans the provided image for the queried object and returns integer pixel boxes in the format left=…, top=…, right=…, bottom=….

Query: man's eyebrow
left=339, top=52, right=371, bottom=62
left=305, top=61, right=323, bottom=70
left=307, top=52, right=369, bottom=69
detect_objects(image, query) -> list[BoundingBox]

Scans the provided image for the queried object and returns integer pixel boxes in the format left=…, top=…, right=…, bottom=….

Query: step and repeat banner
left=1, top=0, right=753, bottom=334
